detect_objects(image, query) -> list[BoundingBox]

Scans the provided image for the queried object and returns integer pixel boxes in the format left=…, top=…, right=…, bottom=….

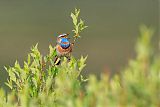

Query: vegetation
left=0, top=9, right=159, bottom=107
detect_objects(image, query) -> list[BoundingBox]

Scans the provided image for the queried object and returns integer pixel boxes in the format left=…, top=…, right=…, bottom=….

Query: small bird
left=54, top=33, right=72, bottom=65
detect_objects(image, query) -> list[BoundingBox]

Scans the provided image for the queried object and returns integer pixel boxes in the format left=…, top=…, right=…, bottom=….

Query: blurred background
left=0, top=0, right=159, bottom=87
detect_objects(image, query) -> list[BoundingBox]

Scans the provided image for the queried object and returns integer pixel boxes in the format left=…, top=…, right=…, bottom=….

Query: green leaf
left=71, top=12, right=77, bottom=26
left=8, top=69, right=16, bottom=83
left=32, top=78, right=37, bottom=88
left=75, top=8, right=80, bottom=18
left=78, top=56, right=88, bottom=71
left=5, top=79, right=13, bottom=89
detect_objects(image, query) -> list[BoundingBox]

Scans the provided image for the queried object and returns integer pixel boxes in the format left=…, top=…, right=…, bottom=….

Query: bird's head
left=57, top=33, right=69, bottom=43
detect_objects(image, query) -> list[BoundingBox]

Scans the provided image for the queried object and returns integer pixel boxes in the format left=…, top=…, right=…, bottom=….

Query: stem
left=72, top=33, right=79, bottom=47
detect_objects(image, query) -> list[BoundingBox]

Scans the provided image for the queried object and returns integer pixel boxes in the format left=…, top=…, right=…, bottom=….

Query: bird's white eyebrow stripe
left=58, top=33, right=67, bottom=38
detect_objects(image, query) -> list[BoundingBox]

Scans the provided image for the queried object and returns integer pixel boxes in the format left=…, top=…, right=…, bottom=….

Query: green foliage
left=71, top=8, right=88, bottom=41
left=0, top=9, right=159, bottom=107
left=1, top=44, right=87, bottom=107
left=82, top=26, right=160, bottom=107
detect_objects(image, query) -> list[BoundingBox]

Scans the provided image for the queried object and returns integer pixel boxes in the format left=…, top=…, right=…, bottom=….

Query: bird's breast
left=56, top=44, right=72, bottom=56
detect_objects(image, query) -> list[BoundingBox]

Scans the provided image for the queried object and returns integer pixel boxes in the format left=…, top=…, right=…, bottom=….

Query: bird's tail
left=54, top=56, right=61, bottom=65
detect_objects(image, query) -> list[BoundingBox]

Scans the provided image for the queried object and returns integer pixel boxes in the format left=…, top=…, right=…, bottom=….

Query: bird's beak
left=66, top=33, right=69, bottom=37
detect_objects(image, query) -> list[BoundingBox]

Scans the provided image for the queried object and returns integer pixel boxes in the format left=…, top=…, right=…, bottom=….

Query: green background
left=0, top=0, right=159, bottom=86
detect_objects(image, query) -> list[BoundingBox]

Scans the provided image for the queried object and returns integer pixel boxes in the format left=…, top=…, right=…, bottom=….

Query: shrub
left=2, top=44, right=87, bottom=107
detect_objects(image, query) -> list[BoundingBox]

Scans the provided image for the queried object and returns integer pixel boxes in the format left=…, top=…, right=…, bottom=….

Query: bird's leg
left=66, top=53, right=71, bottom=62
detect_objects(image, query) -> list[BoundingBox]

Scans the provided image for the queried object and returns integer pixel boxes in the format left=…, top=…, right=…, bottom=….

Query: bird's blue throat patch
left=60, top=38, right=70, bottom=49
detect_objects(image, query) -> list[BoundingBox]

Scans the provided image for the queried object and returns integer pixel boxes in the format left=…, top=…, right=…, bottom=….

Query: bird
left=54, top=33, right=72, bottom=65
